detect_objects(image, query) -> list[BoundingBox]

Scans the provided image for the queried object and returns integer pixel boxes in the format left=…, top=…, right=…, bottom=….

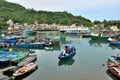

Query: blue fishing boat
left=58, top=44, right=76, bottom=59
left=0, top=50, right=9, bottom=58
left=16, top=42, right=46, bottom=48
left=109, top=41, right=120, bottom=46
left=0, top=39, right=17, bottom=45
left=107, top=54, right=120, bottom=65
left=0, top=52, right=18, bottom=63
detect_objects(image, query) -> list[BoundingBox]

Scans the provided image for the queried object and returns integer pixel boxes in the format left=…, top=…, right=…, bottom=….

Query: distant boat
left=59, top=27, right=89, bottom=34
left=90, top=31, right=115, bottom=40
left=91, top=34, right=114, bottom=40
left=0, top=39, right=17, bottom=45
left=44, top=42, right=53, bottom=51
left=51, top=36, right=60, bottom=46
left=12, top=63, right=38, bottom=77
left=109, top=41, right=120, bottom=46
left=81, top=33, right=91, bottom=37
left=16, top=42, right=46, bottom=48
left=58, top=44, right=76, bottom=60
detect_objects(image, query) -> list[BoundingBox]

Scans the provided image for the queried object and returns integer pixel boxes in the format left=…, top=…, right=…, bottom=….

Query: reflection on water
left=89, top=39, right=108, bottom=47
left=0, top=64, right=11, bottom=69
left=60, top=34, right=81, bottom=44
left=0, top=77, right=13, bottom=80
left=52, top=45, right=61, bottom=51
left=58, top=58, right=75, bottom=66
left=108, top=45, right=120, bottom=50
left=106, top=70, right=119, bottom=80
left=39, top=31, right=60, bottom=38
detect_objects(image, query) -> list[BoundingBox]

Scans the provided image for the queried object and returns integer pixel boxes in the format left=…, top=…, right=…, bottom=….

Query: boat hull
left=106, top=62, right=120, bottom=78
left=58, top=50, right=76, bottom=60
left=109, top=41, right=120, bottom=46
left=91, top=35, right=110, bottom=40
left=17, top=55, right=37, bottom=67
left=10, top=52, right=29, bottom=65
left=16, top=43, right=45, bottom=48
left=13, top=63, right=38, bottom=77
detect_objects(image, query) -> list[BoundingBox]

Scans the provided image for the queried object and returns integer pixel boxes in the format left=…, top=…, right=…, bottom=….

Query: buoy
left=102, top=64, right=105, bottom=66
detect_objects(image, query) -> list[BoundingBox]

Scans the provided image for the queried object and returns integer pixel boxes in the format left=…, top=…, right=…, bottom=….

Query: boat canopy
left=64, top=44, right=75, bottom=48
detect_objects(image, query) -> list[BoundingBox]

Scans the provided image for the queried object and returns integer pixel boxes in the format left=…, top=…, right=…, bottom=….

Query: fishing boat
left=81, top=32, right=91, bottom=37
left=17, top=54, right=37, bottom=67
left=16, top=42, right=46, bottom=48
left=59, top=27, right=89, bottom=34
left=0, top=52, right=17, bottom=63
left=58, top=44, right=76, bottom=60
left=44, top=43, right=53, bottom=51
left=12, top=63, right=38, bottom=77
left=109, top=41, right=120, bottom=46
left=90, top=31, right=115, bottom=40
left=106, top=62, right=120, bottom=78
left=10, top=51, right=29, bottom=65
left=107, top=54, right=120, bottom=64
left=51, top=36, right=60, bottom=46
left=0, top=50, right=9, bottom=58
left=106, top=54, right=120, bottom=78
left=2, top=40, right=16, bottom=45
left=91, top=35, right=108, bottom=40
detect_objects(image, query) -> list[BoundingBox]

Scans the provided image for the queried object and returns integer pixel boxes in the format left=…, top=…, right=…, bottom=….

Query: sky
left=6, top=0, right=120, bottom=21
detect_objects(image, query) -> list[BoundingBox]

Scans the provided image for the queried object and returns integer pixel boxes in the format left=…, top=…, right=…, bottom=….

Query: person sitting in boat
left=63, top=50, right=66, bottom=56
left=64, top=46, right=71, bottom=54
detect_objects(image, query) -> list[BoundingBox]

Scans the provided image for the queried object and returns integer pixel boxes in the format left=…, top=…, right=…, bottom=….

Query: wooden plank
left=0, top=66, right=16, bottom=72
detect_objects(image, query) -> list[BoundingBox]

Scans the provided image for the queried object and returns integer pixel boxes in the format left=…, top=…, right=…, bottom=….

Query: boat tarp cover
left=64, top=44, right=75, bottom=48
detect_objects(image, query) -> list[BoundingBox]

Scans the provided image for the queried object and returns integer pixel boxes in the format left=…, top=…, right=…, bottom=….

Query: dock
left=0, top=66, right=16, bottom=72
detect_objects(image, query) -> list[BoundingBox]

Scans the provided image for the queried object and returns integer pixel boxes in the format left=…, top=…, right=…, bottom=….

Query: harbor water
left=0, top=31, right=119, bottom=80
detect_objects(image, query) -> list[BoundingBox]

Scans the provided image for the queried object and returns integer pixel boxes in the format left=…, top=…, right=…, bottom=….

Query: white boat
left=59, top=27, right=89, bottom=34
left=13, top=63, right=38, bottom=77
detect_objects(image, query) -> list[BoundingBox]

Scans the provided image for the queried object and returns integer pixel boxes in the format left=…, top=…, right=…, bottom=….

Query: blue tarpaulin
left=64, top=44, right=75, bottom=48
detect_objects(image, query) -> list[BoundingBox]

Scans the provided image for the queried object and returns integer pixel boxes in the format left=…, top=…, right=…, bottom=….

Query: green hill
left=0, top=0, right=93, bottom=27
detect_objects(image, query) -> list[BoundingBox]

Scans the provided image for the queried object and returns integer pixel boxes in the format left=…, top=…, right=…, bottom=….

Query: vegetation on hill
left=0, top=0, right=93, bottom=27
left=0, top=0, right=120, bottom=30
left=94, top=20, right=120, bottom=28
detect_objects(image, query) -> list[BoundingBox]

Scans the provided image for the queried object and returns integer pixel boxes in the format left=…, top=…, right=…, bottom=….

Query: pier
left=0, top=66, right=16, bottom=73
